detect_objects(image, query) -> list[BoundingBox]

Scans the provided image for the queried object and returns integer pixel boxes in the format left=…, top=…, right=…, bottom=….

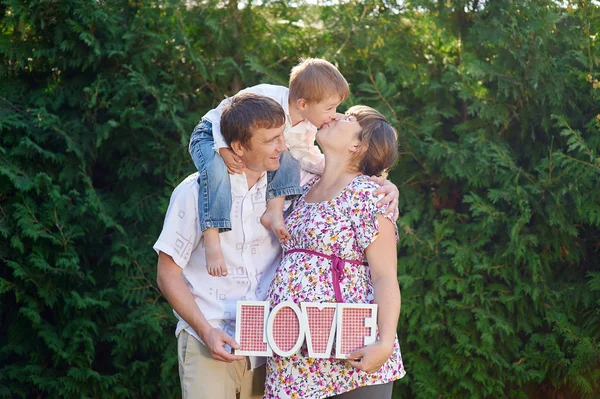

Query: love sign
left=234, top=301, right=378, bottom=359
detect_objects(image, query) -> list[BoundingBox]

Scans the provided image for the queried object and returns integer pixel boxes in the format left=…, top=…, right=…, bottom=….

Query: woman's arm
left=347, top=214, right=400, bottom=373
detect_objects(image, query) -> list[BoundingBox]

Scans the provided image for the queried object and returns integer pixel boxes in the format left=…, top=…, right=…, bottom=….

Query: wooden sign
left=234, top=301, right=378, bottom=358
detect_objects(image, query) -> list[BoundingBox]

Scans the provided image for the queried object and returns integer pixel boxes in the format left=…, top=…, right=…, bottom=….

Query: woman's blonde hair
left=346, top=105, right=398, bottom=178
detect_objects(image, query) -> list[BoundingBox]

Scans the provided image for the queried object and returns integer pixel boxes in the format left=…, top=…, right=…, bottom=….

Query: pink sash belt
left=285, top=248, right=368, bottom=303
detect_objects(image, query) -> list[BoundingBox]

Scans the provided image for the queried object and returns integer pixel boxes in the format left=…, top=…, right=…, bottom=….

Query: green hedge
left=1, top=0, right=598, bottom=397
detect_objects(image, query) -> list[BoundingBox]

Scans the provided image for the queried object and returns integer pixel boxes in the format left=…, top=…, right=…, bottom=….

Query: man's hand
left=201, top=326, right=245, bottom=363
left=219, top=147, right=245, bottom=174
left=346, top=341, right=394, bottom=374
left=370, top=176, right=399, bottom=221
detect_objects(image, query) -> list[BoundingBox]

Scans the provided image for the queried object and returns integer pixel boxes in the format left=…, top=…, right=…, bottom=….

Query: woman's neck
left=306, top=157, right=360, bottom=202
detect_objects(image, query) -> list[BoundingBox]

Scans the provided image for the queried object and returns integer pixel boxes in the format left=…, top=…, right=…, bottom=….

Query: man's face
left=300, top=95, right=343, bottom=128
left=238, top=124, right=287, bottom=173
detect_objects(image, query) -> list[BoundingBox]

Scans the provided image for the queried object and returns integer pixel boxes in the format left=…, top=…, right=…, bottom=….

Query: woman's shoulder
left=347, top=175, right=380, bottom=196
left=302, top=175, right=320, bottom=193
left=340, top=175, right=381, bottom=207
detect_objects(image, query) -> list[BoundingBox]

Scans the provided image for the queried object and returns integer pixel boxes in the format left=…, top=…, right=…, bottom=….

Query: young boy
left=189, top=58, right=350, bottom=277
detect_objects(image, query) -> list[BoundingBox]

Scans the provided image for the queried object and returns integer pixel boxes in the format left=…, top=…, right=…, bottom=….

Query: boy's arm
left=219, top=147, right=245, bottom=174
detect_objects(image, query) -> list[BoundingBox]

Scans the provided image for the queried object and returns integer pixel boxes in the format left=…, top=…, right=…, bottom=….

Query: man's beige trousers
left=177, top=330, right=266, bottom=399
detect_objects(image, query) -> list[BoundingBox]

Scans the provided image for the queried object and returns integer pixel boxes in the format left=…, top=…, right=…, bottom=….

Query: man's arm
left=298, top=173, right=399, bottom=219
left=156, top=251, right=244, bottom=362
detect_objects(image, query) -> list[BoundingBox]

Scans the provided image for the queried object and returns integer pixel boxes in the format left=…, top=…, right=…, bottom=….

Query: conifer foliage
left=0, top=1, right=195, bottom=397
left=1, top=0, right=599, bottom=398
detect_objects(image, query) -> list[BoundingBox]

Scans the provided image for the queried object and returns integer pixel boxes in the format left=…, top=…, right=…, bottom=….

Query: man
left=155, top=93, right=398, bottom=399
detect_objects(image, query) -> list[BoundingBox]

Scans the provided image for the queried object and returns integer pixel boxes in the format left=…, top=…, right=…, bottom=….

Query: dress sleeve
left=346, top=178, right=399, bottom=252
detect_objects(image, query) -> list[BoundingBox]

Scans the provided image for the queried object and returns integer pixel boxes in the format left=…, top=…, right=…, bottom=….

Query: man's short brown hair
left=346, top=105, right=398, bottom=177
left=289, top=58, right=350, bottom=104
left=221, top=93, right=286, bottom=148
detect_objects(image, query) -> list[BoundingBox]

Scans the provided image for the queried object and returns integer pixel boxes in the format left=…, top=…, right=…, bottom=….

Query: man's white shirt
left=153, top=172, right=286, bottom=367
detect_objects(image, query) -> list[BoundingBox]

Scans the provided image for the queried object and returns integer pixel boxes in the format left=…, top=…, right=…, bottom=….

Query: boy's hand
left=370, top=176, right=399, bottom=221
left=219, top=148, right=245, bottom=174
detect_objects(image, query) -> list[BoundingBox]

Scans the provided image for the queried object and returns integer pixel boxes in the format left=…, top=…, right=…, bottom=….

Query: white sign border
left=335, top=303, right=378, bottom=359
left=266, top=302, right=305, bottom=357
left=234, top=301, right=273, bottom=357
left=300, top=302, right=338, bottom=359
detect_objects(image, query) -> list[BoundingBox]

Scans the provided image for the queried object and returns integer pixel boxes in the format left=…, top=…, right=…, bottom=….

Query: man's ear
left=230, top=141, right=244, bottom=158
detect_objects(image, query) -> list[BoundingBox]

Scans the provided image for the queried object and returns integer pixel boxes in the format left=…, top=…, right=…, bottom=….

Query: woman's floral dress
left=264, top=175, right=405, bottom=399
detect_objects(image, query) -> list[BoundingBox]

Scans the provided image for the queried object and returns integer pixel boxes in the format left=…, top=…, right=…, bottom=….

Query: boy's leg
left=265, top=151, right=303, bottom=201
left=189, top=120, right=231, bottom=276
left=260, top=197, right=289, bottom=241
left=261, top=151, right=303, bottom=240
left=177, top=331, right=247, bottom=399
left=203, top=228, right=227, bottom=276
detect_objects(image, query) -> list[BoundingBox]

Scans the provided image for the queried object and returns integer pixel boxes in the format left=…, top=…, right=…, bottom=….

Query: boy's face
left=300, top=94, right=343, bottom=128
left=237, top=123, right=287, bottom=173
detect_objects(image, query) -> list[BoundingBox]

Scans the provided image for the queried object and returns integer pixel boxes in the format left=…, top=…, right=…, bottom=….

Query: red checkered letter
left=234, top=301, right=273, bottom=357
left=301, top=303, right=337, bottom=358
left=267, top=302, right=305, bottom=357
left=335, top=304, right=378, bottom=359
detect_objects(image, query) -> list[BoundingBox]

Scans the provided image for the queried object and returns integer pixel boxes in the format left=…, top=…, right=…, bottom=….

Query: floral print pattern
left=264, top=175, right=405, bottom=399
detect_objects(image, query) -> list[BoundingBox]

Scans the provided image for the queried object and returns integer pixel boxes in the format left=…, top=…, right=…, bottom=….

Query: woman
left=264, top=105, right=405, bottom=399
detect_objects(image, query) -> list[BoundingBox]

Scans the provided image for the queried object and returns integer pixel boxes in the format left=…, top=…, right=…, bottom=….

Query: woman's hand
left=370, top=176, right=399, bottom=221
left=219, top=147, right=246, bottom=174
left=346, top=341, right=394, bottom=374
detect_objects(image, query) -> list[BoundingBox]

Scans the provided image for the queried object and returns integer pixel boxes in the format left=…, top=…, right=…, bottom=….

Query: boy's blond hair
left=289, top=58, right=350, bottom=104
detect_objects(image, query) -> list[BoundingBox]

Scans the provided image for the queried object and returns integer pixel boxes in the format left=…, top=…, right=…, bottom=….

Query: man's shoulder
left=349, top=175, right=379, bottom=193
left=171, top=173, right=200, bottom=198
left=343, top=175, right=381, bottom=206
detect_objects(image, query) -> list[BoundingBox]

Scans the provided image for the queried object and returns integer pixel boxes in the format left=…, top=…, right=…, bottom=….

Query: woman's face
left=315, top=114, right=362, bottom=153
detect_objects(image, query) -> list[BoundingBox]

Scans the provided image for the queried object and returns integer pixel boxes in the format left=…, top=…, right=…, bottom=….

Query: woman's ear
left=349, top=141, right=366, bottom=154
